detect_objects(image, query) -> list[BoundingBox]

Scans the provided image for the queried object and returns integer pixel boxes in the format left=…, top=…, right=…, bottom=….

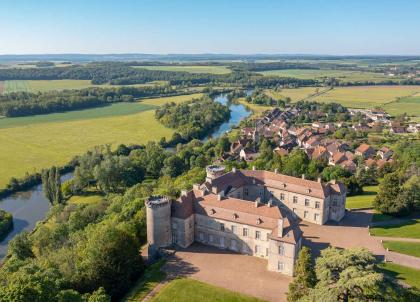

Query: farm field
left=259, top=69, right=404, bottom=82
left=265, top=87, right=321, bottom=102
left=383, top=95, right=420, bottom=120
left=346, top=185, right=378, bottom=209
left=1, top=79, right=167, bottom=94
left=0, top=93, right=201, bottom=189
left=132, top=65, right=232, bottom=74
left=150, top=278, right=263, bottom=302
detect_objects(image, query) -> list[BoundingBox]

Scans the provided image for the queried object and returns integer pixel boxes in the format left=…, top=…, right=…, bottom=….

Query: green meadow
left=0, top=93, right=202, bottom=189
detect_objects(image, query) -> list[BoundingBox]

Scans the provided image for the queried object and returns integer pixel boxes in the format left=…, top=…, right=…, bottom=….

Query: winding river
left=0, top=92, right=251, bottom=260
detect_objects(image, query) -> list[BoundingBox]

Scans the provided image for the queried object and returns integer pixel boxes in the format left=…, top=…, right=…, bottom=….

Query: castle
left=146, top=166, right=346, bottom=276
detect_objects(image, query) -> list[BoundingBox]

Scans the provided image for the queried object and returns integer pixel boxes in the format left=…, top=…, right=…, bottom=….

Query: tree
left=373, top=173, right=403, bottom=215
left=287, top=247, right=316, bottom=301
left=42, top=167, right=62, bottom=204
left=162, top=155, right=186, bottom=178
left=8, top=231, right=34, bottom=260
left=86, top=287, right=111, bottom=302
left=282, top=149, right=309, bottom=177
left=306, top=247, right=384, bottom=302
left=57, top=289, right=84, bottom=302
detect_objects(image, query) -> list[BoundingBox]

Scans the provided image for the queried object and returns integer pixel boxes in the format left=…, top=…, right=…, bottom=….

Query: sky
left=1, top=0, right=420, bottom=55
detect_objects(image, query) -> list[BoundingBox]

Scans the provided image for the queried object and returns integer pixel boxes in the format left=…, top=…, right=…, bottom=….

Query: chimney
left=274, top=168, right=278, bottom=174
left=267, top=200, right=272, bottom=207
left=181, top=190, right=188, bottom=197
left=232, top=167, right=237, bottom=173
left=317, top=177, right=322, bottom=183
left=277, top=219, right=284, bottom=237
left=193, top=184, right=200, bottom=190
left=252, top=165, right=256, bottom=171
left=301, top=174, right=305, bottom=179
left=254, top=198, right=260, bottom=208
left=217, top=194, right=223, bottom=201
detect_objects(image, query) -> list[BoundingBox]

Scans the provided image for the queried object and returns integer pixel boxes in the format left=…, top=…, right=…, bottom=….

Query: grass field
left=1, top=80, right=168, bottom=94
left=370, top=219, right=420, bottom=239
left=150, top=278, right=264, bottom=302
left=132, top=65, right=231, bottom=74
left=0, top=103, right=157, bottom=129
left=265, top=87, right=320, bottom=102
left=0, top=93, right=201, bottom=189
left=260, top=69, right=403, bottom=82
left=378, top=262, right=420, bottom=288
left=122, top=260, right=166, bottom=302
left=383, top=95, right=420, bottom=119
left=346, top=185, right=378, bottom=209
left=67, top=194, right=104, bottom=205
left=382, top=241, right=420, bottom=258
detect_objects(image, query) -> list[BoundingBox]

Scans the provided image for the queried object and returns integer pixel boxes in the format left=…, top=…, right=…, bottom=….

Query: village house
left=146, top=166, right=346, bottom=276
left=355, top=143, right=376, bottom=159
left=377, top=147, right=393, bottom=160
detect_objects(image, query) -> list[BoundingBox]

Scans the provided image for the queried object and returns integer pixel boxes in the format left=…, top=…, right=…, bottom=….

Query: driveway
left=299, top=209, right=420, bottom=269
left=164, top=243, right=292, bottom=302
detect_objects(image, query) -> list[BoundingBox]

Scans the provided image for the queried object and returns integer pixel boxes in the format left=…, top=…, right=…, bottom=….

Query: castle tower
left=145, top=195, right=172, bottom=255
left=205, top=165, right=225, bottom=183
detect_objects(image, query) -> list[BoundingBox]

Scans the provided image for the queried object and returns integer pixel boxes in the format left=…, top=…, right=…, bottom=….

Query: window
left=280, top=193, right=285, bottom=200
left=305, top=199, right=310, bottom=207
left=243, top=228, right=248, bottom=237
left=266, top=233, right=270, bottom=241
left=315, top=201, right=320, bottom=209
left=266, top=248, right=269, bottom=256
left=314, top=213, right=320, bottom=221
left=172, top=222, right=178, bottom=230
left=304, top=211, right=309, bottom=218
left=236, top=191, right=241, bottom=198
left=209, top=234, right=214, bottom=243
left=199, top=232, right=204, bottom=242
left=255, top=245, right=261, bottom=254
left=278, top=244, right=285, bottom=255
left=220, top=223, right=225, bottom=231
left=244, top=187, right=249, bottom=196
left=278, top=261, right=284, bottom=271
left=293, top=196, right=298, bottom=204
left=259, top=189, right=264, bottom=196
left=231, top=225, right=237, bottom=234
left=256, top=230, right=261, bottom=239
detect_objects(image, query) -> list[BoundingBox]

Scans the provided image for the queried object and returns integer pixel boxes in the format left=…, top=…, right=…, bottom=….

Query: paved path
left=300, top=209, right=420, bottom=270
left=375, top=236, right=420, bottom=243
left=163, top=243, right=291, bottom=302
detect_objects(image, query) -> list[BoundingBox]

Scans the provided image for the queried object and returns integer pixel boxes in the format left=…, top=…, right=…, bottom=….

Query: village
left=222, top=104, right=419, bottom=176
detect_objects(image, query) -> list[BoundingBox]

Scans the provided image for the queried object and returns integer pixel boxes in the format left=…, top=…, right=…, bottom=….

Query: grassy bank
left=370, top=219, right=420, bottom=239
left=379, top=262, right=420, bottom=288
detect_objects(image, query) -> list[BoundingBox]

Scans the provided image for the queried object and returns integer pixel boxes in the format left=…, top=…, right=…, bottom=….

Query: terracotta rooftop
left=356, top=143, right=373, bottom=153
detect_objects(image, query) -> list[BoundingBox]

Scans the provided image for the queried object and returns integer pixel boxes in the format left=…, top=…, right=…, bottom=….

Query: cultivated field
left=259, top=69, right=404, bottom=82
left=265, top=87, right=320, bottom=102
left=132, top=65, right=232, bottom=74
left=1, top=80, right=167, bottom=94
left=383, top=95, right=420, bottom=119
left=0, top=93, right=202, bottom=189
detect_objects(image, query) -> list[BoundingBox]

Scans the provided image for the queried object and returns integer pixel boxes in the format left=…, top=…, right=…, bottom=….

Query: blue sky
left=1, top=0, right=419, bottom=55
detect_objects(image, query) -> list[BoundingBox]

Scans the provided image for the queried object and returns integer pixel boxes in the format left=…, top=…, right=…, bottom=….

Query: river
left=0, top=92, right=251, bottom=260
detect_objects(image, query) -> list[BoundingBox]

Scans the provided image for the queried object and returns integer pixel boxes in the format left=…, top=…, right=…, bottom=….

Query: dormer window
left=210, top=209, right=216, bottom=214
left=256, top=218, right=262, bottom=225
left=307, top=189, right=311, bottom=193
left=233, top=213, right=238, bottom=219
left=283, top=183, right=287, bottom=188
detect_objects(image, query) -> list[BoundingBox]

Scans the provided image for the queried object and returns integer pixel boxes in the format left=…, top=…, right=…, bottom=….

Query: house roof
left=356, top=143, right=373, bottom=154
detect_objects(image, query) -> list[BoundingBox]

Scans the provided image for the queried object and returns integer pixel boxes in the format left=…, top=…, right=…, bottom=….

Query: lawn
left=0, top=93, right=201, bottom=189
left=346, top=185, right=378, bottom=209
left=122, top=260, right=166, bottom=302
left=237, top=98, right=273, bottom=117
left=133, top=65, right=232, bottom=74
left=378, top=262, right=420, bottom=288
left=1, top=79, right=168, bottom=94
left=259, top=69, right=402, bottom=83
left=382, top=241, right=420, bottom=258
left=150, top=278, right=264, bottom=302
left=370, top=219, right=420, bottom=239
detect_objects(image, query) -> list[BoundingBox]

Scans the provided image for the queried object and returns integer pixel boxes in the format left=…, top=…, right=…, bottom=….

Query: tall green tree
left=42, top=166, right=63, bottom=204
left=373, top=173, right=402, bottom=215
left=287, top=247, right=316, bottom=302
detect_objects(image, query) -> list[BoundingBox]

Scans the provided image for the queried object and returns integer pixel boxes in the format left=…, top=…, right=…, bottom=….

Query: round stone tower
left=206, top=165, right=225, bottom=183
left=145, top=195, right=172, bottom=250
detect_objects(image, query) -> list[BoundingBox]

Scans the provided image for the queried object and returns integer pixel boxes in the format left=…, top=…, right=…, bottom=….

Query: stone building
left=146, top=166, right=346, bottom=276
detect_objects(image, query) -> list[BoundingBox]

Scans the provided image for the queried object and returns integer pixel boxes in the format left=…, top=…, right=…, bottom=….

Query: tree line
left=0, top=85, right=176, bottom=117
